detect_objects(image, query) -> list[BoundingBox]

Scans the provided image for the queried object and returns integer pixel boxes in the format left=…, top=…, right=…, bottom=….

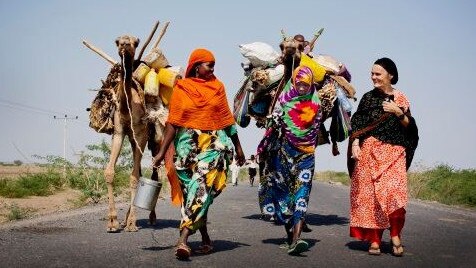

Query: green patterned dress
left=174, top=124, right=236, bottom=231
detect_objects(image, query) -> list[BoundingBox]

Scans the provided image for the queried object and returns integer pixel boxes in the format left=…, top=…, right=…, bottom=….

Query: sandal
left=175, top=243, right=191, bottom=260
left=287, top=239, right=308, bottom=255
left=279, top=242, right=290, bottom=249
left=195, top=244, right=214, bottom=254
left=392, top=242, right=404, bottom=257
left=368, top=245, right=381, bottom=256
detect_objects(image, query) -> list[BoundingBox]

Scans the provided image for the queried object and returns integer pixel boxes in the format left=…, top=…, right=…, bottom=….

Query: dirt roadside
left=0, top=164, right=169, bottom=224
left=0, top=188, right=84, bottom=224
left=0, top=165, right=83, bottom=223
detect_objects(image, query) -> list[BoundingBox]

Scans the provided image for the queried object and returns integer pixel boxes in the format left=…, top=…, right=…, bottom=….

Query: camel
left=103, top=35, right=157, bottom=232
left=241, top=36, right=302, bottom=127
left=85, top=22, right=171, bottom=232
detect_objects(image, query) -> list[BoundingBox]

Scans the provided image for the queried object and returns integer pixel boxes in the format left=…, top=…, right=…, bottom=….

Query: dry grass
left=0, top=165, right=46, bottom=179
left=0, top=188, right=83, bottom=224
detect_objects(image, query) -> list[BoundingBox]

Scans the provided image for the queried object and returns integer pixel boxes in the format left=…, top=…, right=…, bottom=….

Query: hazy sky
left=1, top=0, right=475, bottom=171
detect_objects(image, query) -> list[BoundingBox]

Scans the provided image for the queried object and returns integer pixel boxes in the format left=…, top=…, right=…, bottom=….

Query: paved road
left=1, top=182, right=475, bottom=268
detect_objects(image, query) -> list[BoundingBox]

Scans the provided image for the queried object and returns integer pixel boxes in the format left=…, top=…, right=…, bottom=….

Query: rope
left=122, top=54, right=144, bottom=156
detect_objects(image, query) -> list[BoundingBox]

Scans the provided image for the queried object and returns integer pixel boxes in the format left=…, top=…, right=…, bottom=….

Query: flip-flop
left=175, top=243, right=191, bottom=260
left=195, top=244, right=213, bottom=254
left=391, top=243, right=404, bottom=257
left=287, top=239, right=308, bottom=255
left=279, top=242, right=290, bottom=249
left=368, top=245, right=381, bottom=256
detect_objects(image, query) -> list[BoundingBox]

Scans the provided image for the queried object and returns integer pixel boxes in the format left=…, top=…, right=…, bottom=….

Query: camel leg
left=105, top=131, right=125, bottom=233
left=124, top=132, right=148, bottom=232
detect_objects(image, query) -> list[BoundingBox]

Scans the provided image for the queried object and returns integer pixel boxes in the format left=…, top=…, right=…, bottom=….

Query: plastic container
left=144, top=48, right=169, bottom=70
left=133, top=177, right=162, bottom=210
left=144, top=68, right=159, bottom=96
left=158, top=68, right=180, bottom=88
left=159, top=84, right=173, bottom=106
left=132, top=63, right=150, bottom=84
left=167, top=66, right=184, bottom=79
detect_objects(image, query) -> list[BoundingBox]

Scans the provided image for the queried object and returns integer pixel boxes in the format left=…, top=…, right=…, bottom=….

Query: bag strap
left=350, top=114, right=391, bottom=140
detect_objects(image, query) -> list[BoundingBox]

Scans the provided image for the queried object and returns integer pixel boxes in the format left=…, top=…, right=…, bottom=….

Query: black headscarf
left=375, top=57, right=399, bottom=85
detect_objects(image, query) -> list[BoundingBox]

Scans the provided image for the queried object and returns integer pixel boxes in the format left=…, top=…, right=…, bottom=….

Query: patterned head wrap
left=293, top=65, right=313, bottom=87
left=278, top=66, right=321, bottom=153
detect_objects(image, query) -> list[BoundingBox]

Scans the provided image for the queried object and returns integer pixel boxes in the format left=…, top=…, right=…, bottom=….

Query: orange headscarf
left=167, top=48, right=235, bottom=130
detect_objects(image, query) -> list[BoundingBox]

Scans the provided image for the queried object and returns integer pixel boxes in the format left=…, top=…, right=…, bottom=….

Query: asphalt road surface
left=1, top=181, right=475, bottom=268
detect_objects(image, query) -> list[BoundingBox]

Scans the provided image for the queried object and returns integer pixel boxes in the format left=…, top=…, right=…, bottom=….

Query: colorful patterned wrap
left=257, top=66, right=322, bottom=226
left=278, top=66, right=322, bottom=153
left=174, top=125, right=236, bottom=231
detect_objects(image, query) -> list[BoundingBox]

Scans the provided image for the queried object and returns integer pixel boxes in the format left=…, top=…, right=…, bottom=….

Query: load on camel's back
left=233, top=28, right=357, bottom=155
left=83, top=21, right=182, bottom=233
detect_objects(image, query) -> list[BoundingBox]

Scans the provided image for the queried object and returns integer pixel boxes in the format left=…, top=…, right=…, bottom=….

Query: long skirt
left=349, top=136, right=407, bottom=244
left=173, top=126, right=235, bottom=231
left=259, top=141, right=314, bottom=226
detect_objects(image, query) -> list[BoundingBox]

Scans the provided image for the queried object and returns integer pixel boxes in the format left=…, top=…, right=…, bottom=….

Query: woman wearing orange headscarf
left=153, top=48, right=246, bottom=260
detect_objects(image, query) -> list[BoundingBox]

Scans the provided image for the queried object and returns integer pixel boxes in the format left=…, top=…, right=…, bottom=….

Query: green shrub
left=7, top=204, right=31, bottom=221
left=408, top=164, right=476, bottom=207
left=315, top=171, right=350, bottom=185
left=0, top=171, right=63, bottom=198
left=313, top=164, right=476, bottom=208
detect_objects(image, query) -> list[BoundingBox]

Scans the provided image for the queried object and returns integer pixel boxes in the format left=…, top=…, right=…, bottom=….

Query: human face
left=296, top=81, right=312, bottom=95
left=196, top=61, right=215, bottom=80
left=371, top=64, right=393, bottom=90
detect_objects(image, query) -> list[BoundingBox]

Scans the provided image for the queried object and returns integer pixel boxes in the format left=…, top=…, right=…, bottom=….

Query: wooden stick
left=280, top=29, right=287, bottom=40
left=82, top=40, right=117, bottom=65
left=309, top=28, right=324, bottom=52
left=152, top=21, right=170, bottom=49
left=137, top=20, right=160, bottom=61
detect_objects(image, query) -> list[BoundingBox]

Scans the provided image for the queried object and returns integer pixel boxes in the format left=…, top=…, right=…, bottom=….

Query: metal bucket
left=133, top=177, right=162, bottom=210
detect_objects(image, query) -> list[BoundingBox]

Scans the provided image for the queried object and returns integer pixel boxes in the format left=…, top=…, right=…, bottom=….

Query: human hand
left=382, top=100, right=403, bottom=117
left=351, top=144, right=361, bottom=161
left=152, top=153, right=165, bottom=169
left=235, top=148, right=246, bottom=166
left=332, top=142, right=340, bottom=156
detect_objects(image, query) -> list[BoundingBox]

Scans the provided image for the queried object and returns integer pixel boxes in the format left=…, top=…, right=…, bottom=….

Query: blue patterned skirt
left=258, top=140, right=314, bottom=226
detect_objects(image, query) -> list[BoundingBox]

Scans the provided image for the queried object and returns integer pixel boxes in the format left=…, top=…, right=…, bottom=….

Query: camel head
left=279, top=37, right=301, bottom=80
left=280, top=38, right=298, bottom=56
left=115, top=35, right=140, bottom=63
left=279, top=37, right=301, bottom=67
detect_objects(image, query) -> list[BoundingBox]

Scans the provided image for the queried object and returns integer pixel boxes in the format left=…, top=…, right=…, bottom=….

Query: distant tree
left=13, top=160, right=23, bottom=166
left=84, top=138, right=133, bottom=169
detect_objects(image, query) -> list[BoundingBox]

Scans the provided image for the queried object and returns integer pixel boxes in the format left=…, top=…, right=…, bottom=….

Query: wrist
left=397, top=113, right=405, bottom=120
